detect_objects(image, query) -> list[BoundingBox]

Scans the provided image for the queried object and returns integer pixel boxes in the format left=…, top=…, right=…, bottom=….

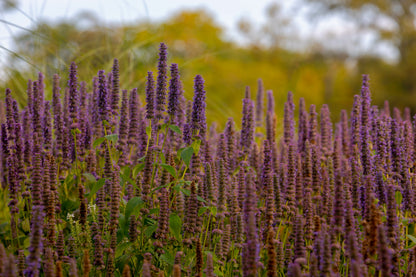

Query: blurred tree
left=302, top=0, right=416, bottom=61
left=238, top=2, right=299, bottom=50
left=300, top=0, right=416, bottom=106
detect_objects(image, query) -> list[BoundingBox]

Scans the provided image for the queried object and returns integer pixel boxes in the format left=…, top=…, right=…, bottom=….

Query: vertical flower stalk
left=225, top=118, right=236, bottom=174
left=241, top=91, right=255, bottom=153
left=320, top=104, right=333, bottom=157
left=255, top=78, right=264, bottom=128
left=0, top=124, right=8, bottom=188
left=155, top=187, right=170, bottom=244
left=155, top=42, right=168, bottom=123
left=68, top=62, right=79, bottom=131
left=7, top=154, right=18, bottom=243
left=43, top=101, right=52, bottom=151
left=32, top=81, right=43, bottom=147
left=31, top=138, right=43, bottom=207
left=91, top=222, right=105, bottom=270
left=111, top=58, right=120, bottom=124
left=191, top=75, right=207, bottom=140
left=332, top=170, right=345, bottom=238
left=52, top=74, right=64, bottom=158
left=98, top=70, right=109, bottom=132
left=286, top=143, right=297, bottom=216
left=243, top=168, right=259, bottom=277
left=25, top=205, right=45, bottom=277
left=297, top=97, right=308, bottom=153
left=293, top=215, right=306, bottom=261
left=377, top=225, right=392, bottom=277
left=184, top=180, right=198, bottom=236
left=128, top=88, right=140, bottom=149
left=167, top=63, right=181, bottom=122
left=118, top=90, right=129, bottom=166
left=360, top=75, right=373, bottom=175
left=283, top=92, right=295, bottom=146
left=205, top=252, right=214, bottom=277
left=262, top=140, right=274, bottom=229
left=266, top=227, right=277, bottom=277
left=308, top=104, right=319, bottom=146
left=146, top=72, right=155, bottom=122
left=340, top=109, right=350, bottom=157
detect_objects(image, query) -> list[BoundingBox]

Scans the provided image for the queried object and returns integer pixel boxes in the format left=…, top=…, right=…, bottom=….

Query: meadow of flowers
left=0, top=42, right=414, bottom=276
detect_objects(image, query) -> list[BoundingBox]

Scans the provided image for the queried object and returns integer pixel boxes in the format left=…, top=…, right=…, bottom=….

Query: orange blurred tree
left=294, top=0, right=416, bottom=111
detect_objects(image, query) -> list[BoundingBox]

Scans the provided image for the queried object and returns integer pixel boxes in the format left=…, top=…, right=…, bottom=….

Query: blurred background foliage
left=1, top=0, right=416, bottom=127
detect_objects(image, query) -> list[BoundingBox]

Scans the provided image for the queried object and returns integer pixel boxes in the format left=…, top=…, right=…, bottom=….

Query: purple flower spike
left=297, top=98, right=308, bottom=153
left=360, top=75, right=372, bottom=175
left=111, top=58, right=120, bottom=118
left=98, top=70, right=109, bottom=124
left=320, top=104, right=333, bottom=156
left=191, top=74, right=207, bottom=139
left=241, top=95, right=254, bottom=152
left=167, top=63, right=181, bottom=121
left=128, top=88, right=140, bottom=146
left=255, top=79, right=264, bottom=127
left=243, top=168, right=259, bottom=277
left=68, top=62, right=78, bottom=129
left=155, top=42, right=168, bottom=121
left=145, top=72, right=155, bottom=120
left=24, top=205, right=45, bottom=277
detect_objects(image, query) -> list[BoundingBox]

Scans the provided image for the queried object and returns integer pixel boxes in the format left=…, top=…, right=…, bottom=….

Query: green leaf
left=395, top=190, right=403, bottom=206
left=64, top=174, right=77, bottom=186
left=198, top=206, right=209, bottom=216
left=405, top=243, right=416, bottom=250
left=125, top=197, right=144, bottom=218
left=120, top=170, right=135, bottom=187
left=122, top=166, right=131, bottom=177
left=408, top=234, right=416, bottom=245
left=145, top=224, right=158, bottom=238
left=82, top=173, right=96, bottom=183
left=209, top=206, right=217, bottom=217
left=23, top=237, right=30, bottom=249
left=116, top=241, right=131, bottom=257
left=181, top=146, right=194, bottom=167
left=169, top=213, right=182, bottom=241
left=160, top=252, right=175, bottom=266
left=149, top=208, right=160, bottom=215
left=159, top=151, right=166, bottom=163
left=71, top=128, right=81, bottom=135
left=88, top=178, right=105, bottom=198
left=160, top=163, right=177, bottom=179
left=169, top=124, right=182, bottom=135
left=105, top=134, right=119, bottom=144
left=197, top=196, right=207, bottom=203
left=192, top=139, right=202, bottom=155
left=146, top=126, right=152, bottom=138
left=133, top=163, right=145, bottom=178
left=21, top=218, right=30, bottom=232
left=119, top=213, right=126, bottom=230
left=93, top=137, right=106, bottom=148
left=180, top=188, right=190, bottom=196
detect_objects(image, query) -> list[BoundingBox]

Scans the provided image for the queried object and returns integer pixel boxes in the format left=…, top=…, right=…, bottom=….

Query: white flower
left=88, top=204, right=97, bottom=213
left=67, top=213, right=75, bottom=221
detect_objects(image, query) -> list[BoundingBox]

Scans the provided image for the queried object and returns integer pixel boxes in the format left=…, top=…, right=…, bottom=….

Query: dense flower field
left=0, top=42, right=414, bottom=276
